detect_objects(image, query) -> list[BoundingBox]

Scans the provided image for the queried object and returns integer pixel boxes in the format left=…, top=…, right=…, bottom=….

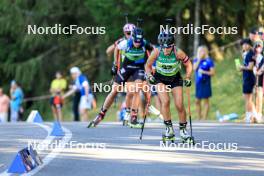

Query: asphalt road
left=0, top=122, right=264, bottom=176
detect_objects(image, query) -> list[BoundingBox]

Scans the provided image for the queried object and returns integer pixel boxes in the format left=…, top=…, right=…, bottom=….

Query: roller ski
left=128, top=120, right=143, bottom=128
left=179, top=123, right=195, bottom=145
left=87, top=110, right=106, bottom=128
left=128, top=115, right=143, bottom=129
left=162, top=126, right=175, bottom=143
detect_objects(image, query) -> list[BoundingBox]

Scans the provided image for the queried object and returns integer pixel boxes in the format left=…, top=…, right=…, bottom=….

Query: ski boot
left=87, top=110, right=106, bottom=128
left=128, top=114, right=143, bottom=129
left=122, top=108, right=130, bottom=126
left=162, top=124, right=175, bottom=143
left=179, top=122, right=195, bottom=145
left=162, top=121, right=175, bottom=143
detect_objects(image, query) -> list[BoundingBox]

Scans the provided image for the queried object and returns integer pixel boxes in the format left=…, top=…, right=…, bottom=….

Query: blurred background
left=0, top=0, right=263, bottom=121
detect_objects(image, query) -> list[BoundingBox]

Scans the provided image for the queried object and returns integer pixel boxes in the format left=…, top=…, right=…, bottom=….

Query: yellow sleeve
left=50, top=80, right=56, bottom=90
left=61, top=79, right=67, bottom=90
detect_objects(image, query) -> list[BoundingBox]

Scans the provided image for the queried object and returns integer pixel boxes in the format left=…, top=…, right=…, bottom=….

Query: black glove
left=184, top=79, right=192, bottom=87
left=146, top=74, right=156, bottom=84
left=111, top=65, right=118, bottom=75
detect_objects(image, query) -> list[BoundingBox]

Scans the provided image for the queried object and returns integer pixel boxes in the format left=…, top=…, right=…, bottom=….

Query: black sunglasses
left=133, top=39, right=142, bottom=44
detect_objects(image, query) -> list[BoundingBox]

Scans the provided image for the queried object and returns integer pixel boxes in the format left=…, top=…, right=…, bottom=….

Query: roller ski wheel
left=180, top=136, right=195, bottom=145
left=162, top=134, right=175, bottom=143
left=128, top=122, right=143, bottom=129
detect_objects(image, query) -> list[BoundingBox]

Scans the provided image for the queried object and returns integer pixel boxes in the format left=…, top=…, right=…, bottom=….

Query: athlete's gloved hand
left=147, top=74, right=156, bottom=84
left=184, top=79, right=192, bottom=87
left=111, top=65, right=118, bottom=75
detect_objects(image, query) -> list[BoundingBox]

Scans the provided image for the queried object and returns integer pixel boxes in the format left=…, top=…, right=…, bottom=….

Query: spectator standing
left=64, top=67, right=93, bottom=121
left=193, top=46, right=215, bottom=120
left=0, top=87, right=10, bottom=122
left=50, top=71, right=67, bottom=121
left=10, top=81, right=24, bottom=122
left=239, top=39, right=257, bottom=123
left=253, top=40, right=264, bottom=123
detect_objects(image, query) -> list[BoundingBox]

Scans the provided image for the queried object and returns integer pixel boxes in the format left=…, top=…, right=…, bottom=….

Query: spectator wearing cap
left=64, top=67, right=93, bottom=122
left=0, top=87, right=10, bottom=122
left=239, top=38, right=257, bottom=123
left=10, top=81, right=24, bottom=122
left=249, top=27, right=261, bottom=44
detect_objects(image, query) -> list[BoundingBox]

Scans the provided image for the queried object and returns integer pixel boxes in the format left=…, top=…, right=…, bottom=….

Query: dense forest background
left=0, top=0, right=263, bottom=120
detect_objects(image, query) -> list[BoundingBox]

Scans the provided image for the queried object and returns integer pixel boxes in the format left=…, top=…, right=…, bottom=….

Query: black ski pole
left=186, top=87, right=195, bottom=144
left=136, top=18, right=143, bottom=28
left=164, top=18, right=175, bottom=36
left=165, top=18, right=174, bottom=25
left=139, top=91, right=151, bottom=140
left=124, top=12, right=129, bottom=24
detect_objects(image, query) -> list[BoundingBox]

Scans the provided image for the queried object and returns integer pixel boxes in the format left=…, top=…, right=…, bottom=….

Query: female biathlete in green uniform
left=105, top=23, right=162, bottom=126
left=88, top=27, right=153, bottom=128
left=105, top=23, right=137, bottom=125
left=145, top=32, right=193, bottom=143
